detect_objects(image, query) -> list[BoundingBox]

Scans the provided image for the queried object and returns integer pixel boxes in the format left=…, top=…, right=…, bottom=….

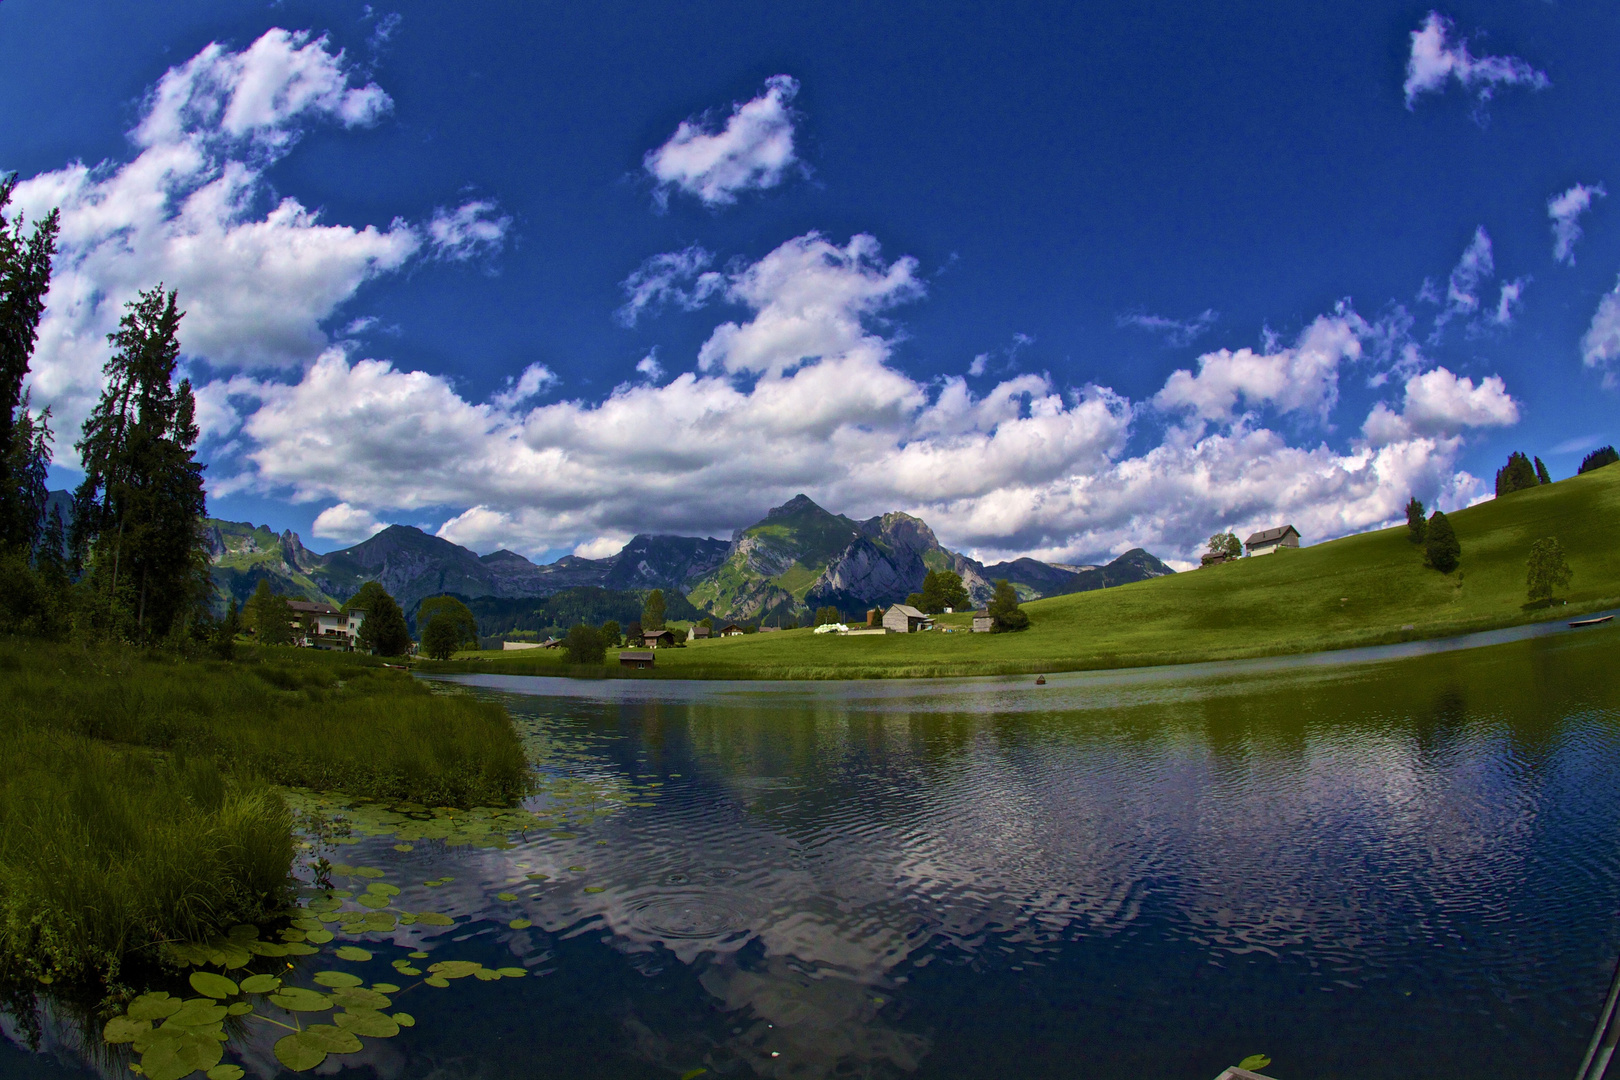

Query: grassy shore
left=421, top=462, right=1620, bottom=681
left=0, top=640, right=531, bottom=985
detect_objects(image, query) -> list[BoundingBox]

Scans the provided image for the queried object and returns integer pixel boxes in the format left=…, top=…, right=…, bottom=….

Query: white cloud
left=311, top=501, right=390, bottom=544
left=1491, top=277, right=1527, bottom=326
left=1403, top=12, right=1549, bottom=110
left=490, top=362, right=556, bottom=410
left=644, top=75, right=800, bottom=207
left=1117, top=308, right=1218, bottom=347
left=1434, top=226, right=1492, bottom=327
left=573, top=535, right=631, bottom=560
left=10, top=29, right=499, bottom=463
left=615, top=244, right=725, bottom=326
left=1152, top=313, right=1362, bottom=423
left=1580, top=277, right=1620, bottom=388
left=426, top=199, right=511, bottom=261
left=635, top=353, right=664, bottom=382
left=1549, top=183, right=1605, bottom=265
left=203, top=231, right=1515, bottom=565
left=1361, top=366, right=1518, bottom=445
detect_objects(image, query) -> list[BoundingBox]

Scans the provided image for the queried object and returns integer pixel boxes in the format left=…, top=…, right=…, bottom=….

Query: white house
left=1244, top=525, right=1301, bottom=556
left=287, top=600, right=366, bottom=650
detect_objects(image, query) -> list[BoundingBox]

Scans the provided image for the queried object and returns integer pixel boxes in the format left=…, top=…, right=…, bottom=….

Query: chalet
left=687, top=624, right=712, bottom=641
left=1244, top=525, right=1301, bottom=557
left=287, top=600, right=365, bottom=650
left=882, top=603, right=929, bottom=633
left=1199, top=552, right=1234, bottom=567
left=719, top=623, right=745, bottom=637
left=619, top=650, right=655, bottom=669
left=971, top=609, right=993, bottom=633
left=642, top=628, right=675, bottom=648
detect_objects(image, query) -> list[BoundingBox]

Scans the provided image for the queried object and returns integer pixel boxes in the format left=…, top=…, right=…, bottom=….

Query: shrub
left=564, top=623, right=605, bottom=664
left=1526, top=537, right=1573, bottom=603
left=988, top=579, right=1029, bottom=632
left=1404, top=498, right=1426, bottom=544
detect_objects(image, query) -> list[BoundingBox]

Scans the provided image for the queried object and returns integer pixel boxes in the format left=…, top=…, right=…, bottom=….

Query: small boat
left=1569, top=615, right=1614, bottom=628
left=1035, top=676, right=1046, bottom=685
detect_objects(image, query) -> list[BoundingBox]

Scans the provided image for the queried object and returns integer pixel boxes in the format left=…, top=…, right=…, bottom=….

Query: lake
left=5, top=625, right=1619, bottom=1080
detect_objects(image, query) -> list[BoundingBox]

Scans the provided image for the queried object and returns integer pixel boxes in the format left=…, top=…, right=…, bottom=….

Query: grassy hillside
left=424, top=463, right=1620, bottom=679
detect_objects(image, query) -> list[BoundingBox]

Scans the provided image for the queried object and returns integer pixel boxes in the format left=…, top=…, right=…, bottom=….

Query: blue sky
left=3, top=0, right=1617, bottom=566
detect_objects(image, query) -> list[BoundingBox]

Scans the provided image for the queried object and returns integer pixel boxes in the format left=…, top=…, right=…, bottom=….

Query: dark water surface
left=6, top=626, right=1620, bottom=1080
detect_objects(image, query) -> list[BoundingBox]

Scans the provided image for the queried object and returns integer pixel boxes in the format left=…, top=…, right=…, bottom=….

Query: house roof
left=888, top=604, right=925, bottom=619
left=643, top=627, right=674, bottom=638
left=1244, top=525, right=1300, bottom=546
left=719, top=623, right=742, bottom=632
left=286, top=600, right=341, bottom=616
left=690, top=625, right=711, bottom=636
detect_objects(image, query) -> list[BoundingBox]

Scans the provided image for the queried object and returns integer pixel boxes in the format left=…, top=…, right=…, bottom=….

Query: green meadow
left=423, top=462, right=1620, bottom=681
left=0, top=641, right=529, bottom=985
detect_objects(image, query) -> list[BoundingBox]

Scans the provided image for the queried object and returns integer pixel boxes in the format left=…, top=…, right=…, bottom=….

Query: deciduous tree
left=564, top=623, right=605, bottom=664
left=642, top=589, right=666, bottom=629
left=422, top=614, right=463, bottom=660
left=417, top=594, right=478, bottom=647
left=1207, top=532, right=1242, bottom=560
left=988, top=578, right=1029, bottom=632
left=1525, top=537, right=1573, bottom=603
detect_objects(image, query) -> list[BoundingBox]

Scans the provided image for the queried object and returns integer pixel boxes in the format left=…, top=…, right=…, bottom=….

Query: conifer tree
left=1424, top=510, right=1461, bottom=573
left=1534, top=456, right=1552, bottom=485
left=1404, top=497, right=1426, bottom=544
left=642, top=588, right=666, bottom=630
left=1494, top=452, right=1539, bottom=496
left=1579, top=446, right=1618, bottom=474
left=0, top=177, right=61, bottom=553
left=71, top=287, right=211, bottom=639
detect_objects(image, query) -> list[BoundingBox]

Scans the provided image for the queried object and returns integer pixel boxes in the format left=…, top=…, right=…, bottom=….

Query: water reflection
left=3, top=628, right=1619, bottom=1079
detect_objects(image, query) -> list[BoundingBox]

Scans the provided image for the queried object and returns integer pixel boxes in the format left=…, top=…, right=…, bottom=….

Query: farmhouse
left=287, top=600, right=365, bottom=650
left=719, top=623, right=745, bottom=637
left=642, top=628, right=675, bottom=648
left=883, top=603, right=929, bottom=633
left=619, top=650, right=655, bottom=669
left=687, top=624, right=711, bottom=641
left=1244, top=525, right=1300, bottom=556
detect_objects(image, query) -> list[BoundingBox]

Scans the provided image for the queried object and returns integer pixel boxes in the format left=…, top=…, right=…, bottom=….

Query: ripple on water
left=627, top=889, right=759, bottom=941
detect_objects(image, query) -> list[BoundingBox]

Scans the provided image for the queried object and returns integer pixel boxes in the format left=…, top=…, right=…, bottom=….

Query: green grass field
left=421, top=463, right=1620, bottom=680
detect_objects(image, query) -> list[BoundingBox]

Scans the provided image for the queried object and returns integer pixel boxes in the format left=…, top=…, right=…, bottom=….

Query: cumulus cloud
left=312, top=502, right=390, bottom=544
left=644, top=75, right=800, bottom=207
left=490, top=362, right=557, bottom=410
left=1117, top=308, right=1218, bottom=347
left=1361, top=366, right=1518, bottom=445
left=1580, top=277, right=1620, bottom=388
left=1549, top=183, right=1605, bottom=265
left=1152, top=313, right=1362, bottom=424
left=427, top=199, right=511, bottom=261
left=1403, top=12, right=1549, bottom=111
left=201, top=230, right=1518, bottom=565
left=635, top=353, right=664, bottom=382
left=10, top=29, right=498, bottom=462
left=615, top=245, right=725, bottom=326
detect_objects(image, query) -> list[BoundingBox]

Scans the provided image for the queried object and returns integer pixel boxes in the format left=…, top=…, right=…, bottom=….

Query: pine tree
left=1424, top=510, right=1461, bottom=573
left=1579, top=446, right=1618, bottom=474
left=71, top=287, right=211, bottom=639
left=642, top=589, right=666, bottom=630
left=1534, top=457, right=1552, bottom=485
left=351, top=582, right=410, bottom=655
left=0, top=177, right=61, bottom=552
left=1494, top=452, right=1539, bottom=496
left=1404, top=497, right=1426, bottom=544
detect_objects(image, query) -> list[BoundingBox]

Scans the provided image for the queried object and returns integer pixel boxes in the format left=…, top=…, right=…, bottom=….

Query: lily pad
left=267, top=987, right=333, bottom=1012
left=283, top=941, right=320, bottom=956
left=414, top=911, right=455, bottom=926
left=371, top=982, right=401, bottom=993
left=394, top=964, right=423, bottom=976
left=423, top=976, right=450, bottom=988
left=584, top=886, right=606, bottom=894
left=495, top=892, right=519, bottom=902
left=127, top=992, right=184, bottom=1022
left=496, top=967, right=528, bottom=978
left=279, top=928, right=308, bottom=943
left=162, top=999, right=228, bottom=1028
left=525, top=873, right=549, bottom=881
left=238, top=974, right=281, bottom=994
left=472, top=968, right=502, bottom=981
left=427, top=960, right=483, bottom=979
left=225, top=1002, right=253, bottom=1016
left=272, top=1032, right=325, bottom=1072
left=313, top=970, right=364, bottom=988
left=334, top=1008, right=400, bottom=1037
left=367, top=883, right=401, bottom=897
left=334, top=946, right=373, bottom=962
left=246, top=940, right=291, bottom=957
left=104, top=1016, right=151, bottom=1043
left=392, top=1012, right=416, bottom=1027
left=392, top=843, right=413, bottom=852
left=1239, top=1055, right=1272, bottom=1071
left=291, top=918, right=323, bottom=932
left=357, top=893, right=391, bottom=909
left=509, top=918, right=532, bottom=929
left=140, top=1029, right=224, bottom=1080
left=188, top=972, right=239, bottom=999
left=206, top=1066, right=245, bottom=1080
left=352, top=866, right=386, bottom=879
left=305, top=928, right=334, bottom=944
left=409, top=951, right=429, bottom=959
left=329, top=986, right=393, bottom=1010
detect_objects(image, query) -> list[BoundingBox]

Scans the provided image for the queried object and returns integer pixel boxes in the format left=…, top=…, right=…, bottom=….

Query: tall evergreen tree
left=1579, top=446, right=1618, bottom=474
left=1494, top=452, right=1539, bottom=496
left=642, top=589, right=666, bottom=630
left=71, top=287, right=212, bottom=639
left=1404, top=497, right=1426, bottom=544
left=0, top=176, right=61, bottom=551
left=1534, top=456, right=1552, bottom=485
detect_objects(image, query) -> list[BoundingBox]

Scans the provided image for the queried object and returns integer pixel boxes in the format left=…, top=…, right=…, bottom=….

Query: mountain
left=984, top=548, right=1175, bottom=600
left=206, top=520, right=339, bottom=610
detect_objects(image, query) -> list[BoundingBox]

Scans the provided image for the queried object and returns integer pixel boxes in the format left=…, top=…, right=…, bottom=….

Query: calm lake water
left=6, top=625, right=1620, bottom=1080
